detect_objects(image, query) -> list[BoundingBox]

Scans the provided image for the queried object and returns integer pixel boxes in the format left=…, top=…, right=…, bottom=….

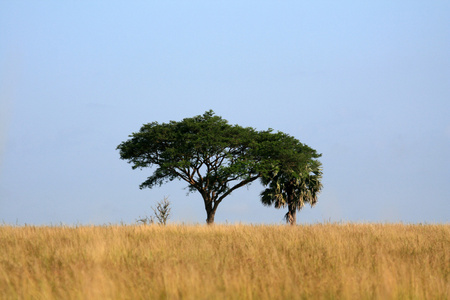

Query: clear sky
left=1, top=1, right=449, bottom=225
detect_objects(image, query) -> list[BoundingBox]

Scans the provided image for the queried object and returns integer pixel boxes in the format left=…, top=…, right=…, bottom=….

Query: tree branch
left=215, top=175, right=260, bottom=206
left=173, top=168, right=196, bottom=186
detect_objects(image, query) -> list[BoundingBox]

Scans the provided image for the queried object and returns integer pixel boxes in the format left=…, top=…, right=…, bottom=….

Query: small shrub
left=152, top=196, right=171, bottom=225
left=136, top=215, right=154, bottom=225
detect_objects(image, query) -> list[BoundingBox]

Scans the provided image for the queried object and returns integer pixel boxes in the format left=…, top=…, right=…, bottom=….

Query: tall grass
left=0, top=224, right=448, bottom=299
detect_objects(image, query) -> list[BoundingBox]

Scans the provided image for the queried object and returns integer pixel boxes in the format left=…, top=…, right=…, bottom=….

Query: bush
left=152, top=196, right=171, bottom=225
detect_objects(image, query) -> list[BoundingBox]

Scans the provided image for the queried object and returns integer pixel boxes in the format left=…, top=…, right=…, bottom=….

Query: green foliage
left=117, top=110, right=322, bottom=224
left=118, top=110, right=258, bottom=190
left=260, top=136, right=323, bottom=225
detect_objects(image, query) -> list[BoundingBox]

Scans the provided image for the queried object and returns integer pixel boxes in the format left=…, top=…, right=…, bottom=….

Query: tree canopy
left=117, top=110, right=322, bottom=224
left=260, top=158, right=323, bottom=225
left=258, top=130, right=323, bottom=225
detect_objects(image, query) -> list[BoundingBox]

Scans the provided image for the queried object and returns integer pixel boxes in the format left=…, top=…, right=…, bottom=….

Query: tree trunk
left=286, top=184, right=297, bottom=225
left=287, top=202, right=297, bottom=226
left=206, top=210, right=216, bottom=225
left=203, top=193, right=217, bottom=225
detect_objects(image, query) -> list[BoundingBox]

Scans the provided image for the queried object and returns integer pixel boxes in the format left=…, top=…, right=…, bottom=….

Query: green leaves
left=117, top=110, right=322, bottom=224
left=118, top=111, right=257, bottom=192
left=257, top=129, right=323, bottom=224
left=259, top=145, right=323, bottom=224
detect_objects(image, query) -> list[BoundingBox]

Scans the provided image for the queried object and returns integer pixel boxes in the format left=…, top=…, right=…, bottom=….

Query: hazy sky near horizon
left=1, top=1, right=449, bottom=225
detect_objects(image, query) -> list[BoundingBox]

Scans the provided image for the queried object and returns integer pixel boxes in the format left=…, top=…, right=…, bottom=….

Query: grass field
left=0, top=223, right=448, bottom=299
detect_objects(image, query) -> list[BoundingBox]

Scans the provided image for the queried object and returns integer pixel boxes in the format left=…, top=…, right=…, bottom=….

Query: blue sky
left=1, top=1, right=449, bottom=225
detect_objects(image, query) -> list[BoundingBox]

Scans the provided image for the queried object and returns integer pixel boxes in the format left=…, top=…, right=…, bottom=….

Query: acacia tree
left=260, top=146, right=322, bottom=225
left=118, top=111, right=264, bottom=224
left=117, top=110, right=322, bottom=224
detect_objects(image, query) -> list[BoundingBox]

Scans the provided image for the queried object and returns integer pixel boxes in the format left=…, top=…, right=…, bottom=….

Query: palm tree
left=261, top=160, right=322, bottom=225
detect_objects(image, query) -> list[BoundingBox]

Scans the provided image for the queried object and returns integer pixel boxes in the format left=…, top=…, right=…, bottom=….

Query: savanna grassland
left=0, top=224, right=448, bottom=299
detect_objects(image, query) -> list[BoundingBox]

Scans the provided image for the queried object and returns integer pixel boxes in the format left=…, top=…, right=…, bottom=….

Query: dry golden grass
left=0, top=223, right=448, bottom=299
